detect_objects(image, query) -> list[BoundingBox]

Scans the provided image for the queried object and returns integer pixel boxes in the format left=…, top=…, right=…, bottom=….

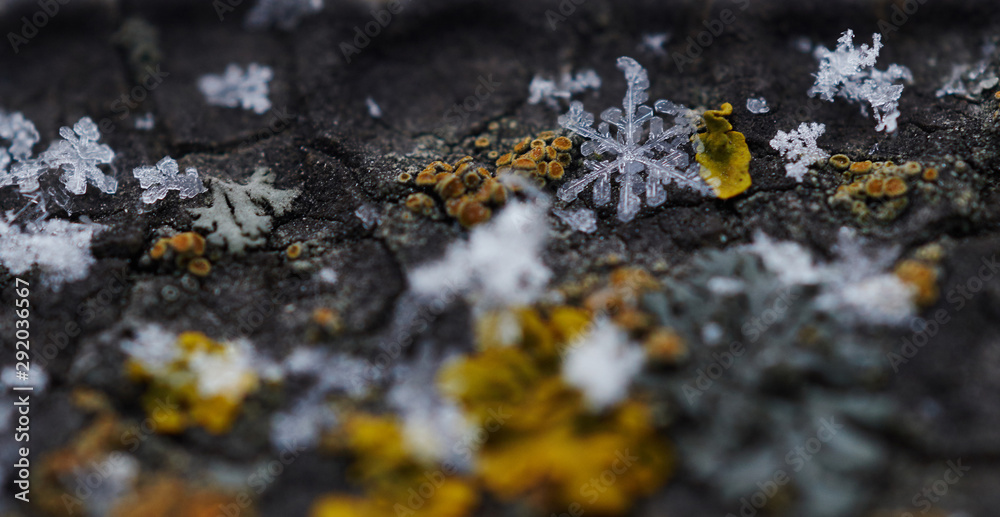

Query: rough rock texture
left=1, top=0, right=1000, bottom=516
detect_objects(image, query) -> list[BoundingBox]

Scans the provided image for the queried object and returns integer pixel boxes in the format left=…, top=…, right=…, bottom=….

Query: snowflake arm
left=133, top=157, right=207, bottom=204
left=41, top=117, right=117, bottom=195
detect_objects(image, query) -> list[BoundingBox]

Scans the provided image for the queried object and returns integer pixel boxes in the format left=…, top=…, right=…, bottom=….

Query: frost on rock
left=935, top=41, right=999, bottom=99
left=0, top=215, right=102, bottom=285
left=188, top=167, right=299, bottom=254
left=745, top=229, right=915, bottom=326
left=769, top=122, right=829, bottom=182
left=133, top=157, right=207, bottom=204
left=558, top=56, right=708, bottom=222
left=562, top=319, right=645, bottom=411
left=552, top=207, right=597, bottom=233
left=809, top=30, right=912, bottom=132
left=746, top=97, right=770, bottom=114
left=527, top=68, right=601, bottom=110
left=40, top=117, right=117, bottom=195
left=198, top=63, right=273, bottom=114
left=409, top=200, right=551, bottom=308
left=245, top=0, right=323, bottom=31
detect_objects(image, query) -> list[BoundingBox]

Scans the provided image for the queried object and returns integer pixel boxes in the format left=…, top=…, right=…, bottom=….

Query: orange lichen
left=475, top=136, right=490, bottom=148
left=894, top=259, right=939, bottom=307
left=884, top=177, right=908, bottom=197
left=644, top=328, right=688, bottom=363
left=849, top=160, right=873, bottom=175
left=551, top=136, right=573, bottom=151
left=396, top=172, right=412, bottom=183
left=829, top=154, right=851, bottom=171
left=149, top=238, right=170, bottom=260
left=187, top=257, right=212, bottom=277
left=286, top=242, right=304, bottom=260
left=865, top=177, right=885, bottom=197
left=923, top=167, right=938, bottom=181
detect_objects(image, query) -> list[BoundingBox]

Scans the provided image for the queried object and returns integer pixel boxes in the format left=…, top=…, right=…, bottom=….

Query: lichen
left=694, top=103, right=752, bottom=199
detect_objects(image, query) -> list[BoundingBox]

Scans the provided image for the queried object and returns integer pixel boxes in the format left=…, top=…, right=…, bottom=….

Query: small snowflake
left=133, top=157, right=207, bottom=204
left=527, top=69, right=601, bottom=110
left=198, top=63, right=273, bottom=114
left=769, top=122, right=829, bottom=182
left=809, top=30, right=912, bottom=132
left=557, top=56, right=708, bottom=222
left=0, top=111, right=40, bottom=160
left=41, top=117, right=117, bottom=195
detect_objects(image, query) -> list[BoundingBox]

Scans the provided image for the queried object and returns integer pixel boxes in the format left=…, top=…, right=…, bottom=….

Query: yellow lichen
left=694, top=103, right=752, bottom=199
left=126, top=331, right=258, bottom=435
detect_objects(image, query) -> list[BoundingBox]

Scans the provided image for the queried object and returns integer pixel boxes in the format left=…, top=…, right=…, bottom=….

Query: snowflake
left=198, top=63, right=273, bottom=114
left=245, top=0, right=323, bottom=31
left=557, top=56, right=708, bottom=222
left=809, top=30, right=912, bottom=132
left=770, top=122, right=829, bottom=182
left=132, top=157, right=207, bottom=204
left=41, top=117, right=117, bottom=195
left=0, top=111, right=40, bottom=160
left=0, top=214, right=103, bottom=286
left=527, top=68, right=601, bottom=110
left=746, top=96, right=770, bottom=114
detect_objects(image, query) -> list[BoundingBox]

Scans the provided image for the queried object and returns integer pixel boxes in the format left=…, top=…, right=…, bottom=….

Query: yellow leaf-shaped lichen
left=695, top=103, right=752, bottom=199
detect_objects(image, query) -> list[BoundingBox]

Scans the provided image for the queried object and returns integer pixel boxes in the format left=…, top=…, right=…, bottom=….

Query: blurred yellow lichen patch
left=311, top=413, right=479, bottom=517
left=438, top=303, right=674, bottom=514
left=694, top=103, right=752, bottom=199
left=126, top=331, right=259, bottom=435
left=110, top=475, right=243, bottom=517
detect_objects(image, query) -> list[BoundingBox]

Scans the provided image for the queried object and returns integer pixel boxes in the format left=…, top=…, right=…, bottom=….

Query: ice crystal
left=132, top=157, right=206, bottom=204
left=563, top=319, right=645, bottom=411
left=188, top=167, right=299, bottom=254
left=935, top=41, right=998, bottom=99
left=134, top=112, right=155, bottom=130
left=198, top=63, right=273, bottom=114
left=769, top=122, right=829, bottom=182
left=746, top=97, right=770, bottom=114
left=0, top=215, right=102, bottom=285
left=746, top=229, right=915, bottom=326
left=0, top=111, right=39, bottom=160
left=365, top=96, right=382, bottom=118
left=552, top=207, right=597, bottom=233
left=639, top=32, right=671, bottom=56
left=527, top=68, right=601, bottom=110
left=354, top=203, right=381, bottom=229
left=409, top=200, right=551, bottom=308
left=40, top=117, right=117, bottom=195
left=245, top=0, right=323, bottom=31
left=809, top=30, right=912, bottom=133
left=557, top=56, right=707, bottom=222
